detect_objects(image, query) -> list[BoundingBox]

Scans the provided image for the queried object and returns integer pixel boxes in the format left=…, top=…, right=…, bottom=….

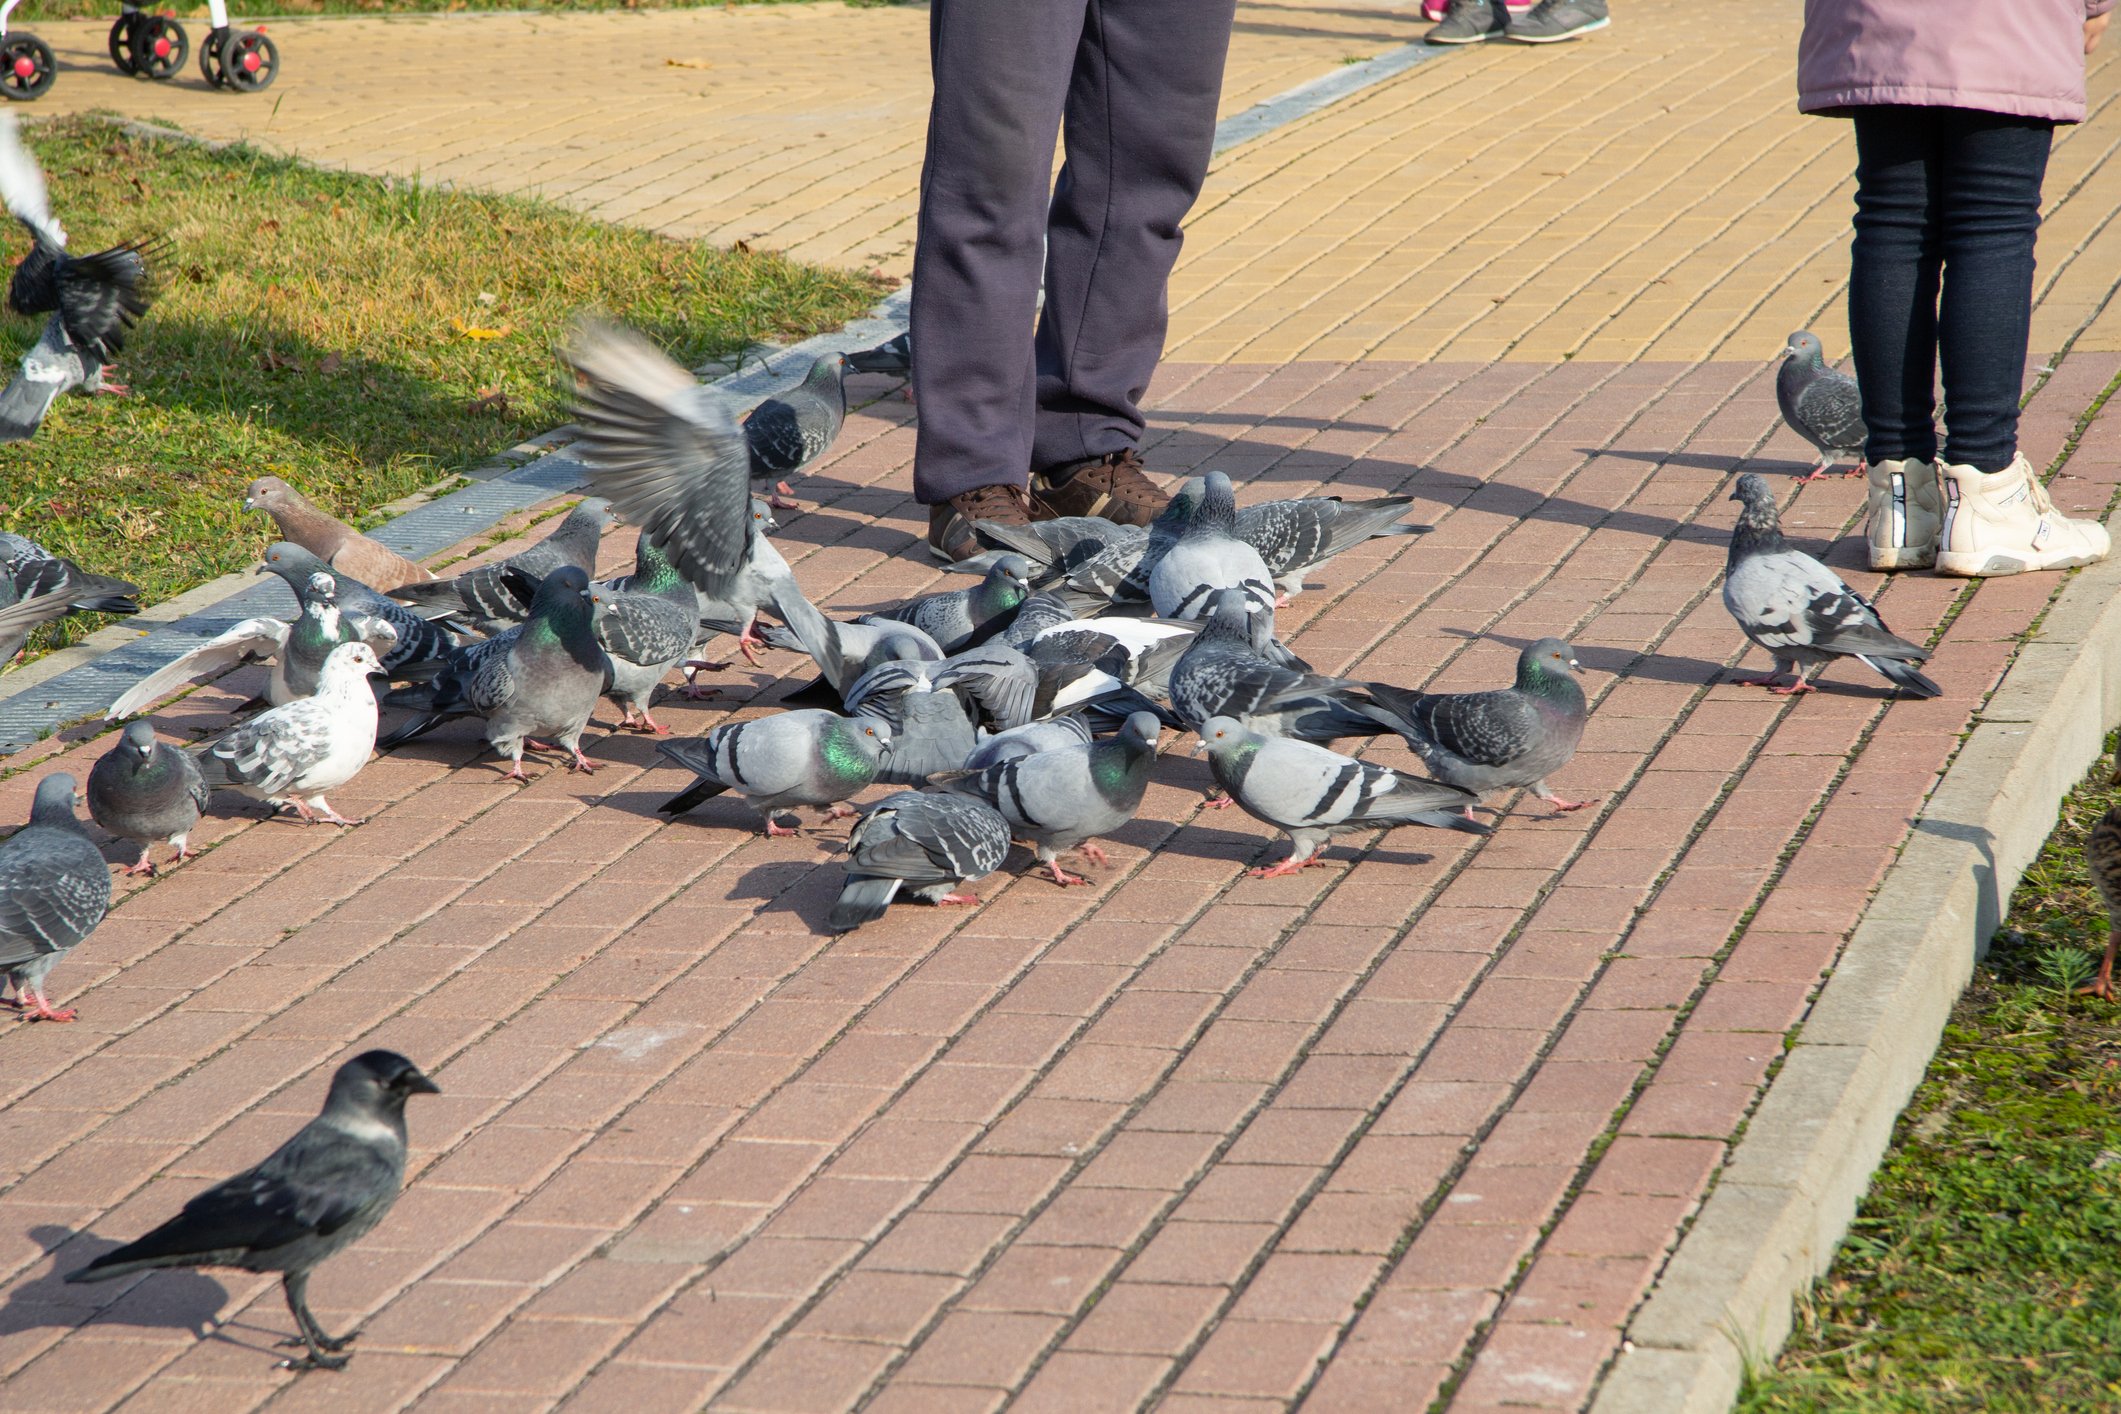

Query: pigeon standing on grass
left=88, top=720, right=209, bottom=876
left=746, top=353, right=851, bottom=509
left=0, top=773, right=111, bottom=1022
left=828, top=791, right=1012, bottom=932
left=244, top=476, right=433, bottom=592
left=655, top=710, right=892, bottom=835
left=1148, top=471, right=1277, bottom=620
left=1197, top=716, right=1488, bottom=877
left=66, top=1050, right=439, bottom=1372
left=387, top=499, right=610, bottom=632
left=1778, top=331, right=1867, bottom=481
left=0, top=532, right=137, bottom=661
left=932, top=710, right=1162, bottom=887
left=380, top=566, right=611, bottom=777
left=1721, top=473, right=1941, bottom=698
left=195, top=642, right=385, bottom=824
left=1360, top=638, right=1593, bottom=815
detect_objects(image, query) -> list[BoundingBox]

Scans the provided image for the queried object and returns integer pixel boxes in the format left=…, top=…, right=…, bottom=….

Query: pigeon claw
left=19, top=991, right=76, bottom=1022
left=1045, top=861, right=1091, bottom=887
left=822, top=803, right=858, bottom=821
left=1544, top=796, right=1596, bottom=814
left=1077, top=843, right=1111, bottom=867
left=768, top=483, right=801, bottom=511
left=1202, top=793, right=1238, bottom=810
left=123, top=853, right=158, bottom=877
left=565, top=750, right=601, bottom=773
left=1248, top=854, right=1323, bottom=879
left=936, top=892, right=981, bottom=906
left=1767, top=680, right=1817, bottom=697
left=95, top=379, right=131, bottom=398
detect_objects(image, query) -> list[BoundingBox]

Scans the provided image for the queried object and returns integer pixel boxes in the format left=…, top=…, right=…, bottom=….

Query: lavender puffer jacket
left=1799, top=0, right=2111, bottom=123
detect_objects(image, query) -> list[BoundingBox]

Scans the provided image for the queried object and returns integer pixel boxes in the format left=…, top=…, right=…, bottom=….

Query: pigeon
left=963, top=715, right=1093, bottom=771
left=194, top=641, right=385, bottom=824
left=87, top=719, right=209, bottom=876
left=961, top=517, right=1148, bottom=589
left=0, top=531, right=137, bottom=661
left=243, top=476, right=432, bottom=592
left=745, top=352, right=850, bottom=509
left=761, top=581, right=946, bottom=704
left=66, top=1050, right=439, bottom=1372
left=0, top=773, right=111, bottom=1022
left=841, top=660, right=979, bottom=786
left=828, top=791, right=1012, bottom=932
left=589, top=535, right=698, bottom=734
left=1169, top=589, right=1385, bottom=745
left=379, top=566, right=611, bottom=777
left=1778, top=331, right=1866, bottom=481
left=387, top=498, right=610, bottom=631
left=0, top=314, right=114, bottom=442
left=0, top=113, right=161, bottom=373
left=105, top=570, right=399, bottom=721
left=844, top=331, right=911, bottom=377
left=1722, top=473, right=1940, bottom=698
left=1197, top=715, right=1488, bottom=877
left=1360, top=638, right=1592, bottom=815
left=260, top=544, right=462, bottom=678
left=563, top=318, right=756, bottom=606
left=1235, top=494, right=1430, bottom=598
left=654, top=710, right=892, bottom=835
left=681, top=498, right=796, bottom=680
left=879, top=554, right=1032, bottom=653
left=932, top=710, right=1161, bottom=886
left=1018, top=610, right=1198, bottom=697
left=1147, top=471, right=1276, bottom=620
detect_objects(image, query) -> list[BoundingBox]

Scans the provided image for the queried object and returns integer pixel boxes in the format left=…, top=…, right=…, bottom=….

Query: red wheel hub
left=11, top=56, right=32, bottom=78
left=152, top=37, right=171, bottom=57
left=240, top=49, right=260, bottom=71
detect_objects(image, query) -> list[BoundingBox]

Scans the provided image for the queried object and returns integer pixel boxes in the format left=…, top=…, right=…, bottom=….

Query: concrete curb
left=1590, top=540, right=2121, bottom=1413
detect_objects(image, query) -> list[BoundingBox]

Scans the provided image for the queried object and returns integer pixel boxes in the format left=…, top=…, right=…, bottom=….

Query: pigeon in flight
left=244, top=476, right=433, bottom=592
left=0, top=314, right=119, bottom=442
left=745, top=352, right=851, bottom=509
left=1721, top=473, right=1940, bottom=698
left=0, top=531, right=137, bottom=662
left=194, top=641, right=385, bottom=824
left=66, top=1050, right=440, bottom=1371
left=1361, top=638, right=1592, bottom=815
left=387, top=498, right=610, bottom=631
left=87, top=719, right=210, bottom=876
left=829, top=791, right=1011, bottom=932
left=1778, top=331, right=1867, bottom=481
left=0, top=772, right=111, bottom=1022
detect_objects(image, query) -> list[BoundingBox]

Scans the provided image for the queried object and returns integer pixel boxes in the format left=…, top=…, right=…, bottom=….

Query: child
left=1800, top=0, right=2113, bottom=576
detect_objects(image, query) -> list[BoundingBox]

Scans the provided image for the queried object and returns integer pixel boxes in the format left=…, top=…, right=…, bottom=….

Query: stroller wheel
left=219, top=29, right=276, bottom=92
left=134, top=15, right=188, bottom=81
left=108, top=11, right=140, bottom=74
left=0, top=36, right=55, bottom=101
left=197, top=23, right=227, bottom=86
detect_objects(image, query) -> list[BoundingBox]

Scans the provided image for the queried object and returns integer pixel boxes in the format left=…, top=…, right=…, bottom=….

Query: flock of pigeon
left=0, top=100, right=1951, bottom=1365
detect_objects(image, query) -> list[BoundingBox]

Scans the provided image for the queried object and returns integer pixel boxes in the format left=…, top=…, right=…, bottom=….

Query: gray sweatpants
left=909, top=0, right=1238, bottom=504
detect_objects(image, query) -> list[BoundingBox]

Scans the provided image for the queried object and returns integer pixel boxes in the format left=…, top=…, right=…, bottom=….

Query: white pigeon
left=191, top=641, right=383, bottom=825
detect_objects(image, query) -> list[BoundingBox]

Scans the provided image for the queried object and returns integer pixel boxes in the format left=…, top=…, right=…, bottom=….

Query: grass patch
left=0, top=115, right=884, bottom=656
left=1739, top=737, right=2121, bottom=1413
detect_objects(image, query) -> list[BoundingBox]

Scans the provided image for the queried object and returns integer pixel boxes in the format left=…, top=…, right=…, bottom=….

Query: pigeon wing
left=0, top=831, right=108, bottom=965
left=1795, top=373, right=1865, bottom=454
left=105, top=617, right=290, bottom=721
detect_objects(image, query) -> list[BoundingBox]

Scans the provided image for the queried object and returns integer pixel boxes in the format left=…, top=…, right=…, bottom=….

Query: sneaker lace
left=1086, top=450, right=1161, bottom=503
left=956, top=483, right=1036, bottom=521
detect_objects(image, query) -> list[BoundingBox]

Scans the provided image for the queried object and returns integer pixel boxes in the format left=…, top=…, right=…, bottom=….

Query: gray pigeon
left=842, top=661, right=979, bottom=786
left=962, top=517, right=1148, bottom=589
left=844, top=331, right=910, bottom=377
left=87, top=719, right=210, bottom=875
left=1169, top=589, right=1386, bottom=745
left=682, top=498, right=797, bottom=682
left=563, top=318, right=756, bottom=605
left=880, top=554, right=1032, bottom=652
left=589, top=535, right=698, bottom=734
left=963, top=715, right=1093, bottom=771
left=0, top=314, right=105, bottom=442
left=388, top=498, right=610, bottom=630
left=0, top=772, right=111, bottom=1022
left=746, top=353, right=849, bottom=509
left=0, top=530, right=138, bottom=661
left=105, top=570, right=399, bottom=721
left=655, top=710, right=892, bottom=834
left=195, top=641, right=386, bottom=824
left=1148, top=471, right=1276, bottom=620
left=1722, top=473, right=1940, bottom=698
left=1778, top=331, right=1866, bottom=481
left=828, top=791, right=1011, bottom=932
left=1360, top=638, right=1592, bottom=815
left=379, top=566, right=612, bottom=777
left=67, top=1050, right=439, bottom=1372
left=1235, top=494, right=1430, bottom=598
left=1197, top=715, right=1487, bottom=877
left=260, top=543, right=462, bottom=678
left=761, top=582, right=946, bottom=705
left=932, top=710, right=1162, bottom=886
left=1018, top=612, right=1198, bottom=699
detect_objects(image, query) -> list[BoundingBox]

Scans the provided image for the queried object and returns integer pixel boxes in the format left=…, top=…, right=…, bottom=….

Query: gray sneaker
left=1426, top=0, right=1506, bottom=43
left=1508, top=0, right=1609, bottom=41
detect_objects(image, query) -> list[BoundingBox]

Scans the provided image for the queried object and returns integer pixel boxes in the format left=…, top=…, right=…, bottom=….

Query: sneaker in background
left=928, top=483, right=1047, bottom=564
left=1426, top=0, right=1508, bottom=44
left=1031, top=449, right=1170, bottom=527
left=1507, top=0, right=1609, bottom=42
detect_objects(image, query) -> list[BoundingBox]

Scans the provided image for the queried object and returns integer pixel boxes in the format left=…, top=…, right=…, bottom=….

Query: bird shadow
left=1433, top=627, right=1729, bottom=690
left=1, top=1227, right=228, bottom=1339
left=1588, top=448, right=1815, bottom=477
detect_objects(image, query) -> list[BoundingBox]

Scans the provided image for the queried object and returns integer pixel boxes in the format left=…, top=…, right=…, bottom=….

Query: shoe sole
left=1933, top=547, right=2104, bottom=577
left=1425, top=30, right=1503, bottom=43
left=1869, top=547, right=1937, bottom=571
left=1509, top=15, right=1610, bottom=40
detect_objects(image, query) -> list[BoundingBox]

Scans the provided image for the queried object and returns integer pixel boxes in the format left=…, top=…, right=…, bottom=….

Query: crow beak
left=403, top=1070, right=441, bottom=1096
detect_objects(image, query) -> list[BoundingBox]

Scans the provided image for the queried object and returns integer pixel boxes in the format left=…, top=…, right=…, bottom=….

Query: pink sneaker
left=1422, top=0, right=1448, bottom=18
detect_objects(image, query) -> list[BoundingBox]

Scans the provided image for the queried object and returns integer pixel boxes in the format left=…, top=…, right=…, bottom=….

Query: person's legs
left=910, top=0, right=1087, bottom=509
left=1849, top=106, right=1942, bottom=466
left=1029, top=0, right=1236, bottom=513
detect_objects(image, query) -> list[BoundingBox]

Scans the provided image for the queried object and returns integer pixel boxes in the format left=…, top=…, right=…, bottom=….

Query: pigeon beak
left=1568, top=658, right=1581, bottom=671
left=253, top=565, right=270, bottom=576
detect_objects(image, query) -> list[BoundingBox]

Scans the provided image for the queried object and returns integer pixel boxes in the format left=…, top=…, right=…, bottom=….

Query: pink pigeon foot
left=1730, top=673, right=1786, bottom=689
left=504, top=759, right=530, bottom=782
left=822, top=803, right=857, bottom=821
left=566, top=748, right=601, bottom=773
left=95, top=380, right=130, bottom=398
left=736, top=622, right=768, bottom=669
left=1541, top=795, right=1597, bottom=813
left=1248, top=852, right=1325, bottom=879
left=1768, top=680, right=1817, bottom=697
left=936, top=892, right=981, bottom=906
left=124, top=847, right=158, bottom=877
left=764, top=817, right=799, bottom=838
left=20, top=988, right=75, bottom=1022
left=1203, top=793, right=1237, bottom=810
left=769, top=482, right=801, bottom=511
left=1796, top=459, right=1834, bottom=483
left=1045, top=861, right=1091, bottom=887
left=1077, top=843, right=1111, bottom=867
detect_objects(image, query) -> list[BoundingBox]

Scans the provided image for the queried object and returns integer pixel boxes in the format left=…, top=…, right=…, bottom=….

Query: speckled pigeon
left=1197, top=715, right=1486, bottom=877
left=1236, top=494, right=1430, bottom=598
left=963, top=517, right=1148, bottom=589
left=0, top=314, right=109, bottom=441
left=655, top=710, right=892, bottom=834
left=760, top=582, right=946, bottom=706
left=260, top=544, right=461, bottom=679
left=380, top=566, right=611, bottom=776
left=88, top=719, right=209, bottom=876
left=931, top=710, right=1161, bottom=886
left=880, top=554, right=1032, bottom=653
left=745, top=353, right=850, bottom=509
left=1148, top=471, right=1276, bottom=620
left=828, top=791, right=1012, bottom=933
left=1360, top=638, right=1592, bottom=815
left=388, top=498, right=610, bottom=631
left=684, top=498, right=798, bottom=678
left=195, top=642, right=385, bottom=824
left=1722, top=473, right=1940, bottom=698
left=0, top=530, right=136, bottom=661
left=1778, top=331, right=1867, bottom=481
left=588, top=535, right=698, bottom=734
left=0, top=772, right=112, bottom=1022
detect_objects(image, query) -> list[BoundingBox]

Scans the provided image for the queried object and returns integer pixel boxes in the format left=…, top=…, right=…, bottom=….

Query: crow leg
left=276, top=1272, right=353, bottom=1370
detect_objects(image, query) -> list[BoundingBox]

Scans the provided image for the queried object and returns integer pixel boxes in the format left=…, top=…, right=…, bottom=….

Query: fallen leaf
left=732, top=238, right=752, bottom=254
left=665, top=57, right=712, bottom=69
left=450, top=318, right=512, bottom=341
left=468, top=388, right=511, bottom=416
left=258, top=349, right=301, bottom=373
left=318, top=353, right=343, bottom=376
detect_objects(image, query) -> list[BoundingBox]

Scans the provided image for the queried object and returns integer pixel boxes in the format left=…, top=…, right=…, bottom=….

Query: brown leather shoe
left=1032, top=449, right=1171, bottom=527
left=927, top=482, right=1049, bottom=563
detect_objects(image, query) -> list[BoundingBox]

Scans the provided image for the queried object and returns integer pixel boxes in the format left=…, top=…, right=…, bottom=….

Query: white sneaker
left=1934, top=454, right=2109, bottom=577
left=1865, top=457, right=1941, bottom=571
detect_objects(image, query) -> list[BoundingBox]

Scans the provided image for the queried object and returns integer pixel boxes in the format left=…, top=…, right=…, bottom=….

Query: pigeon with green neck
left=879, top=553, right=1033, bottom=652
left=931, top=710, right=1162, bottom=887
left=656, top=710, right=892, bottom=835
left=589, top=534, right=700, bottom=733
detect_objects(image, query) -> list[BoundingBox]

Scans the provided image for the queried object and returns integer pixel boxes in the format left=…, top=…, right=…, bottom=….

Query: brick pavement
left=6, top=1, right=2121, bottom=1411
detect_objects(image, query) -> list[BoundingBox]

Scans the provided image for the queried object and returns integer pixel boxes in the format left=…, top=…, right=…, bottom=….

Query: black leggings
left=1849, top=106, right=2054, bottom=473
